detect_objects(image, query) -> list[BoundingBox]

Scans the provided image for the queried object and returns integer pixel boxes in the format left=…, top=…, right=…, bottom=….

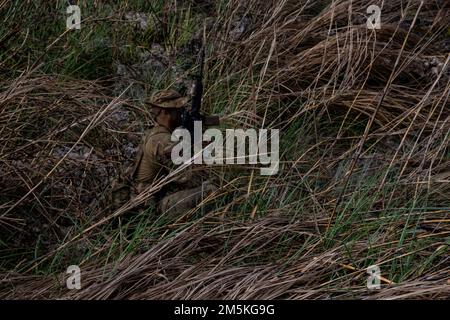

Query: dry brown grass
left=0, top=0, right=449, bottom=299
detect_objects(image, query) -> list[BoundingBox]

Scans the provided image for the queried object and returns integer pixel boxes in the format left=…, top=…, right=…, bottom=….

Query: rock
left=121, top=140, right=138, bottom=160
left=111, top=108, right=130, bottom=124
left=114, top=44, right=173, bottom=102
left=229, top=16, right=251, bottom=41
left=124, top=11, right=155, bottom=31
left=422, top=56, right=447, bottom=79
left=431, top=66, right=439, bottom=77
left=53, top=145, right=95, bottom=160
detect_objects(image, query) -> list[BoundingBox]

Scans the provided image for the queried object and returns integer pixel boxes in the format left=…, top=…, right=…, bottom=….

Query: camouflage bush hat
left=147, top=90, right=188, bottom=109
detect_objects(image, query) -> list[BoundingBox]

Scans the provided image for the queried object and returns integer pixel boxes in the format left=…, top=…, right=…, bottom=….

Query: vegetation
left=0, top=0, right=449, bottom=299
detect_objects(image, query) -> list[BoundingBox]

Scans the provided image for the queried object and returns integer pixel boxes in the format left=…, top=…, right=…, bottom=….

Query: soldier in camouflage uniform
left=120, top=89, right=216, bottom=217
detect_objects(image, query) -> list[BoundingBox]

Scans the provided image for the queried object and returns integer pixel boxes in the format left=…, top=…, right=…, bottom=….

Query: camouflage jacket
left=132, top=125, right=175, bottom=184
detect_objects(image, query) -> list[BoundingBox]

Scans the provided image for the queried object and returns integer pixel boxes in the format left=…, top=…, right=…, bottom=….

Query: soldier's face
left=150, top=107, right=162, bottom=119
left=169, top=109, right=182, bottom=127
left=152, top=108, right=180, bottom=129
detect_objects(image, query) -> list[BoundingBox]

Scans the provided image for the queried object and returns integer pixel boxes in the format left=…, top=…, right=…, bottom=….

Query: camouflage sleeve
left=154, top=133, right=177, bottom=169
left=154, top=133, right=195, bottom=185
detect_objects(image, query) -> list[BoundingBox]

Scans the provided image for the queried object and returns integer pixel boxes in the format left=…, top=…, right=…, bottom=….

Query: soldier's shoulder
left=144, top=125, right=171, bottom=143
left=146, top=125, right=170, bottom=135
left=142, top=125, right=166, bottom=136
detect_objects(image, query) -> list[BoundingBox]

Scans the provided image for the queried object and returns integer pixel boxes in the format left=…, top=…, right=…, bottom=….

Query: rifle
left=181, top=46, right=220, bottom=136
